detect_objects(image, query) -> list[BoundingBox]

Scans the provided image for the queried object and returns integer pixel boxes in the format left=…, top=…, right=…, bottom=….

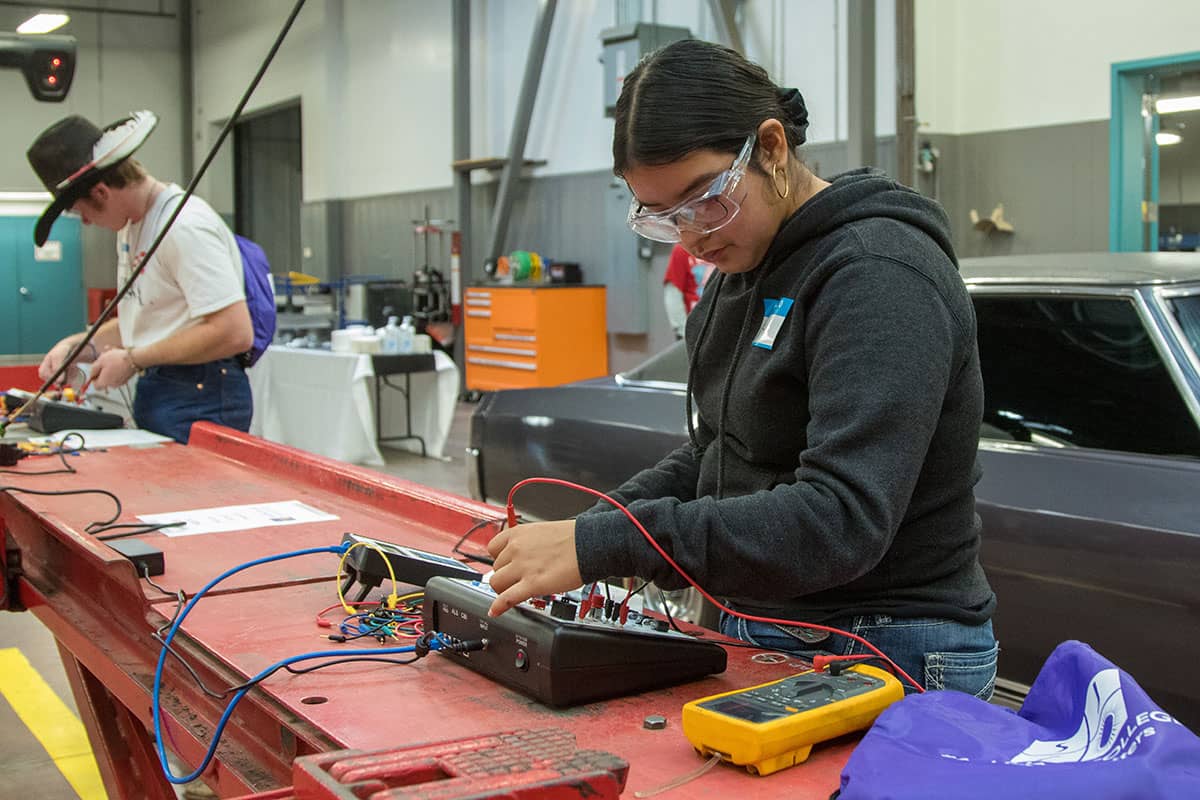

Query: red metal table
left=0, top=424, right=855, bottom=798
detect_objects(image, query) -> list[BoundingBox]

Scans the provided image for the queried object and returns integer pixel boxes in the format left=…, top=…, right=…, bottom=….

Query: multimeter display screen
left=702, top=697, right=788, bottom=723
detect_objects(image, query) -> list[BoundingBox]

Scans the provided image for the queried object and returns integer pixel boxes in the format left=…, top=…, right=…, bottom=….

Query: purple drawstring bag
left=836, top=640, right=1200, bottom=799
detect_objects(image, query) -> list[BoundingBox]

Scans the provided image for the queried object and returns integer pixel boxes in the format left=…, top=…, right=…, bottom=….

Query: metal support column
left=706, top=0, right=744, bottom=55
left=847, top=0, right=876, bottom=169
left=452, top=0, right=471, bottom=376
left=895, top=0, right=915, bottom=186
left=180, top=0, right=194, bottom=182
left=485, top=0, right=557, bottom=263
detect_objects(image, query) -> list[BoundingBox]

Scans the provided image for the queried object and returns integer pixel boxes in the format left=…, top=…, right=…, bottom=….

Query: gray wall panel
left=804, top=136, right=897, bottom=182
left=936, top=121, right=1109, bottom=260
left=321, top=123, right=1111, bottom=373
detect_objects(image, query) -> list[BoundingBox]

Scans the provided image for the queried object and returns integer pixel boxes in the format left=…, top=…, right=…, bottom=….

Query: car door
left=971, top=287, right=1200, bottom=729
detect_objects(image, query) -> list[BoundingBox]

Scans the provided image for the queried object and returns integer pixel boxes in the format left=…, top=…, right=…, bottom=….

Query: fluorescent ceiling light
left=1156, top=131, right=1183, bottom=146
left=17, top=12, right=69, bottom=34
left=1156, top=95, right=1200, bottom=115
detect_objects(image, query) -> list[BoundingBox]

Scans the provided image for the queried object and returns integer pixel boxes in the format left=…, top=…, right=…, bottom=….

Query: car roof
left=960, top=252, right=1200, bottom=287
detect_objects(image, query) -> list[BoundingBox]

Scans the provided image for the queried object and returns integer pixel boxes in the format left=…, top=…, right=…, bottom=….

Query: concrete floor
left=0, top=401, right=475, bottom=799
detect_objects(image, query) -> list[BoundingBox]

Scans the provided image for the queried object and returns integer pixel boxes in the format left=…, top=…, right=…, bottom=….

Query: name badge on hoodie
left=752, top=297, right=794, bottom=350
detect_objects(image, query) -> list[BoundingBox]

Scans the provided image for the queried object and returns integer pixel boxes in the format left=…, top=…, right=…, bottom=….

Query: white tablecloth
left=248, top=347, right=459, bottom=466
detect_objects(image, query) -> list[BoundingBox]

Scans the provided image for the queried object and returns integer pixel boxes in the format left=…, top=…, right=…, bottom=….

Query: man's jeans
left=133, top=359, right=252, bottom=444
left=721, top=612, right=998, bottom=698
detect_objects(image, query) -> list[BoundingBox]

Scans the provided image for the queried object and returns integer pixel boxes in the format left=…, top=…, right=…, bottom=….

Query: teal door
left=0, top=218, right=17, bottom=352
left=0, top=215, right=84, bottom=356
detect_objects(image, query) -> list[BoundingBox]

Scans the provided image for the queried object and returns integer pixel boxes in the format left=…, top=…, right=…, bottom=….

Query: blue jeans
left=133, top=359, right=252, bottom=444
left=721, top=612, right=998, bottom=699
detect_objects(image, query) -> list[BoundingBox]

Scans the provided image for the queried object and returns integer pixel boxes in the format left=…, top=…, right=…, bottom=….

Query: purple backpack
left=836, top=640, right=1200, bottom=799
left=234, top=234, right=276, bottom=368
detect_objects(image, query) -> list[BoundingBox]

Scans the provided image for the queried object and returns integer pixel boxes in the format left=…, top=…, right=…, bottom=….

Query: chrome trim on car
left=1135, top=288, right=1200, bottom=434
left=966, top=284, right=1133, bottom=297
left=1153, top=286, right=1200, bottom=386
left=613, top=375, right=688, bottom=393
left=465, top=446, right=482, bottom=500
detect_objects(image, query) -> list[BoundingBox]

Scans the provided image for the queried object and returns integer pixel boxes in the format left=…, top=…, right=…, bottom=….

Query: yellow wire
left=336, top=541, right=400, bottom=614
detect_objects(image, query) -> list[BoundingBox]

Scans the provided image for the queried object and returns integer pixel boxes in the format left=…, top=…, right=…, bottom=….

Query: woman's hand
left=486, top=519, right=582, bottom=617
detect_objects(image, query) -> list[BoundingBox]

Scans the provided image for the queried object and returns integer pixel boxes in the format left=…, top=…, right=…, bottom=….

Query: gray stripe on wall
left=298, top=121, right=1110, bottom=368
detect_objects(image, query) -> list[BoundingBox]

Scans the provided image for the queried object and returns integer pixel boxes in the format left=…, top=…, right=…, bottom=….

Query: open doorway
left=1110, top=52, right=1200, bottom=252
left=1158, top=72, right=1200, bottom=252
left=234, top=102, right=302, bottom=272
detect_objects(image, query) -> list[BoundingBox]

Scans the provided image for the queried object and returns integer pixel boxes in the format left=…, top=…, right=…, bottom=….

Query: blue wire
left=151, top=544, right=448, bottom=785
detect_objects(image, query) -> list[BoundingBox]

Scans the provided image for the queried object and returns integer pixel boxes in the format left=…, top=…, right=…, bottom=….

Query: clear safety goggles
left=626, top=134, right=757, bottom=243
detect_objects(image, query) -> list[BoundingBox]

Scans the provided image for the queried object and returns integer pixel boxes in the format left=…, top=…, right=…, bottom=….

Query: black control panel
left=423, top=576, right=727, bottom=708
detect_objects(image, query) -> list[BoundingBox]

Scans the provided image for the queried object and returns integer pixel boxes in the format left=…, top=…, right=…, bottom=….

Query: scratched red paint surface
left=9, top=424, right=856, bottom=797
left=172, top=579, right=853, bottom=798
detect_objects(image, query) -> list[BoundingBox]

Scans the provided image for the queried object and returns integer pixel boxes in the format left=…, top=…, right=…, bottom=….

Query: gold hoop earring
left=772, top=163, right=790, bottom=199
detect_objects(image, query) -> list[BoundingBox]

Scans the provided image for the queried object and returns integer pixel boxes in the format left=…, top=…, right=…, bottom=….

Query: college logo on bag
left=1010, top=669, right=1131, bottom=763
left=836, top=642, right=1200, bottom=800
left=1008, top=667, right=1185, bottom=765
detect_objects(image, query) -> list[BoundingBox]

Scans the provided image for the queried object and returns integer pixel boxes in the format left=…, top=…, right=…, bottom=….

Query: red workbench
left=0, top=424, right=855, bottom=798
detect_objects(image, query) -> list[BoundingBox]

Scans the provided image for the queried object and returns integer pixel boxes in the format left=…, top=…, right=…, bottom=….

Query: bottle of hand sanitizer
left=381, top=316, right=402, bottom=354
left=398, top=315, right=416, bottom=354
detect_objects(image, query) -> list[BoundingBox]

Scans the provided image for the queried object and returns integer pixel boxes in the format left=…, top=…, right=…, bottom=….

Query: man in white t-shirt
left=28, top=111, right=255, bottom=443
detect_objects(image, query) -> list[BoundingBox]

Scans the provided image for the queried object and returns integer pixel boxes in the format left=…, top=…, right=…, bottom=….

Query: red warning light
left=51, top=57, right=62, bottom=68
left=47, top=75, right=58, bottom=86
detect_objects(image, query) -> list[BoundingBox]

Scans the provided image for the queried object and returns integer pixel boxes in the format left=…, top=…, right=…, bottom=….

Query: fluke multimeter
left=681, top=664, right=904, bottom=776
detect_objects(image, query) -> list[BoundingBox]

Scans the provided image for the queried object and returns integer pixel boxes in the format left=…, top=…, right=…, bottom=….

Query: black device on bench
left=339, top=532, right=481, bottom=600
left=4, top=390, right=124, bottom=434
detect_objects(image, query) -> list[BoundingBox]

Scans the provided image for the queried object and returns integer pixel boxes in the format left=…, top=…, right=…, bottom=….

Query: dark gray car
left=468, top=252, right=1200, bottom=727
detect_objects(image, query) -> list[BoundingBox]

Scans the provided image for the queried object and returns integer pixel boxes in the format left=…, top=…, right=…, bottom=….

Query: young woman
left=486, top=39, right=998, bottom=697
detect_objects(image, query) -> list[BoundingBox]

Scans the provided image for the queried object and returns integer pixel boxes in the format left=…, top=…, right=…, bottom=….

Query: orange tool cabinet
left=464, top=285, right=608, bottom=391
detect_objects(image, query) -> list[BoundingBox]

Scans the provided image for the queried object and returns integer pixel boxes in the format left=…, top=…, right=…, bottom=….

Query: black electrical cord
left=11, top=0, right=310, bottom=421
left=451, top=516, right=508, bottom=566
left=0, top=485, right=121, bottom=530
left=643, top=585, right=769, bottom=650
left=282, top=655, right=422, bottom=674
left=0, top=432, right=85, bottom=475
left=228, top=633, right=457, bottom=695
left=144, top=567, right=234, bottom=700
left=92, top=521, right=186, bottom=540
left=657, top=586, right=683, bottom=633
left=141, top=565, right=176, bottom=598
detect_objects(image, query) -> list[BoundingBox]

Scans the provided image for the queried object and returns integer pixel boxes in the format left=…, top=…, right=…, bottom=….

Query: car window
left=1169, top=294, right=1200, bottom=363
left=618, top=339, right=688, bottom=386
left=974, top=295, right=1200, bottom=457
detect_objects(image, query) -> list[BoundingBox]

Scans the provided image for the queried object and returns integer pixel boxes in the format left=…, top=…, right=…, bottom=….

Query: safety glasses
left=626, top=133, right=757, bottom=243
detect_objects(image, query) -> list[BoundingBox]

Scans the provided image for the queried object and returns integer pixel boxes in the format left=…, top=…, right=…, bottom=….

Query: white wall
left=915, top=0, right=1200, bottom=134
left=192, top=0, right=332, bottom=203
left=192, top=0, right=893, bottom=204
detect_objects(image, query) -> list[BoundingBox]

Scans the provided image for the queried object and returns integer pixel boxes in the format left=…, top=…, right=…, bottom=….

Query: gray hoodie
left=575, top=168, right=996, bottom=625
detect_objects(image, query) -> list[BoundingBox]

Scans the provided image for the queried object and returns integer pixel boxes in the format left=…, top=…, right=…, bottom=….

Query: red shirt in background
left=664, top=244, right=715, bottom=312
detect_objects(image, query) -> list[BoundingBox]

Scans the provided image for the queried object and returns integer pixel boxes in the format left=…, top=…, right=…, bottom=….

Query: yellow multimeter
left=681, top=664, right=904, bottom=776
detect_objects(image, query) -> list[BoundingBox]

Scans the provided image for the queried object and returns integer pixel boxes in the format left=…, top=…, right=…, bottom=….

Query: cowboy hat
left=26, top=110, right=157, bottom=246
